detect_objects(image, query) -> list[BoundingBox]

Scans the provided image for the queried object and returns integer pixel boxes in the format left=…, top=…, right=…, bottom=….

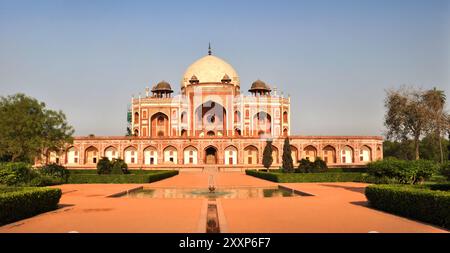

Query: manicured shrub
left=67, top=170, right=178, bottom=184
left=367, top=158, right=439, bottom=184
left=39, top=163, right=70, bottom=182
left=246, top=170, right=364, bottom=183
left=0, top=187, right=62, bottom=226
left=97, top=157, right=112, bottom=174
left=0, top=162, right=37, bottom=186
left=365, top=184, right=450, bottom=229
left=111, top=158, right=129, bottom=174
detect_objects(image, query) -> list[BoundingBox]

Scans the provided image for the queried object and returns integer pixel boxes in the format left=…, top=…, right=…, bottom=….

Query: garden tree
left=282, top=137, right=294, bottom=172
left=446, top=120, right=450, bottom=160
left=422, top=87, right=449, bottom=163
left=383, top=136, right=449, bottom=162
left=419, top=134, right=449, bottom=162
left=0, top=93, right=74, bottom=162
left=262, top=139, right=273, bottom=170
left=385, top=87, right=433, bottom=160
left=383, top=140, right=415, bottom=160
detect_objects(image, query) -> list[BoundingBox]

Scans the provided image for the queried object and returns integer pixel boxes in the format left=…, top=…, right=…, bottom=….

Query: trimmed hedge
left=68, top=169, right=166, bottom=175
left=67, top=170, right=178, bottom=184
left=365, top=184, right=450, bottom=229
left=0, top=187, right=62, bottom=226
left=327, top=167, right=368, bottom=173
left=245, top=170, right=365, bottom=183
left=258, top=168, right=367, bottom=173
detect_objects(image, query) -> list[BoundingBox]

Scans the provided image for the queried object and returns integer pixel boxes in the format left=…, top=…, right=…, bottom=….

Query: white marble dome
left=181, top=55, right=240, bottom=87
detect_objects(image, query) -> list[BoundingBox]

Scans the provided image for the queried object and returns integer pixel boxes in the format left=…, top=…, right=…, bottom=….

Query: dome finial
left=208, top=42, right=212, bottom=55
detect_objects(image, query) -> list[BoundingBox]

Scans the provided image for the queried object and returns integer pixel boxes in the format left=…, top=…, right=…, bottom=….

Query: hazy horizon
left=1, top=0, right=449, bottom=137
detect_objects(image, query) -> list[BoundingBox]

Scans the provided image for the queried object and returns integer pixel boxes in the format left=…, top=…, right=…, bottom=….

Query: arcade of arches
left=43, top=138, right=383, bottom=169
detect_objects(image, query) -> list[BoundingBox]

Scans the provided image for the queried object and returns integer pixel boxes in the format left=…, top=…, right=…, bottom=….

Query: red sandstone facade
left=38, top=50, right=383, bottom=170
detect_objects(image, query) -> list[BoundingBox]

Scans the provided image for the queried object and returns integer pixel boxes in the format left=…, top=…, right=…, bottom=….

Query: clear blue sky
left=0, top=0, right=449, bottom=136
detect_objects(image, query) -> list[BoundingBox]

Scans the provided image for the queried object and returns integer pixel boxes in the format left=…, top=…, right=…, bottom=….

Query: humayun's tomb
left=38, top=47, right=383, bottom=171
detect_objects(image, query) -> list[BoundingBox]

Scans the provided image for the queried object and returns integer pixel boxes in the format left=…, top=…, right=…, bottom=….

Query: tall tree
left=262, top=139, right=273, bottom=170
left=422, top=87, right=448, bottom=163
left=448, top=132, right=450, bottom=161
left=0, top=93, right=74, bottom=162
left=384, top=87, right=429, bottom=160
left=282, top=137, right=294, bottom=172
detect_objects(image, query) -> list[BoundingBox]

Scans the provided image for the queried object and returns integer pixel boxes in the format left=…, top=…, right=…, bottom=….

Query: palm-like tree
left=423, top=87, right=448, bottom=163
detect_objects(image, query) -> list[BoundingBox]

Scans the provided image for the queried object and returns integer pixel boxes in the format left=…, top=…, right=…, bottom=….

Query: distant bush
left=39, top=163, right=70, bottom=183
left=440, top=162, right=450, bottom=181
left=367, top=158, right=439, bottom=184
left=111, top=158, right=129, bottom=174
left=28, top=175, right=65, bottom=187
left=97, top=157, right=112, bottom=175
left=0, top=162, right=37, bottom=186
left=365, top=184, right=450, bottom=229
left=313, top=158, right=328, bottom=172
left=0, top=187, right=62, bottom=226
left=96, top=158, right=129, bottom=175
left=0, top=162, right=69, bottom=187
left=295, top=158, right=328, bottom=173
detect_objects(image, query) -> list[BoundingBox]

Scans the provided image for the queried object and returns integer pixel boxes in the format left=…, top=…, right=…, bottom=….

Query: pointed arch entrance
left=204, top=146, right=218, bottom=164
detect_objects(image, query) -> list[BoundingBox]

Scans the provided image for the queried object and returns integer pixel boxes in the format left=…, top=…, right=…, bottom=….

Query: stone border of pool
left=278, top=185, right=315, bottom=196
left=106, top=186, right=144, bottom=198
left=107, top=185, right=316, bottom=199
left=216, top=199, right=228, bottom=232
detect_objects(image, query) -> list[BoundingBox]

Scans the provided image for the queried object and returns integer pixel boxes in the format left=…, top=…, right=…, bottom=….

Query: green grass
left=67, top=170, right=178, bottom=184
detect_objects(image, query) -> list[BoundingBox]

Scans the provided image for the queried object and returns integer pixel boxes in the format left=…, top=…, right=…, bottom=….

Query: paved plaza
left=0, top=172, right=447, bottom=233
